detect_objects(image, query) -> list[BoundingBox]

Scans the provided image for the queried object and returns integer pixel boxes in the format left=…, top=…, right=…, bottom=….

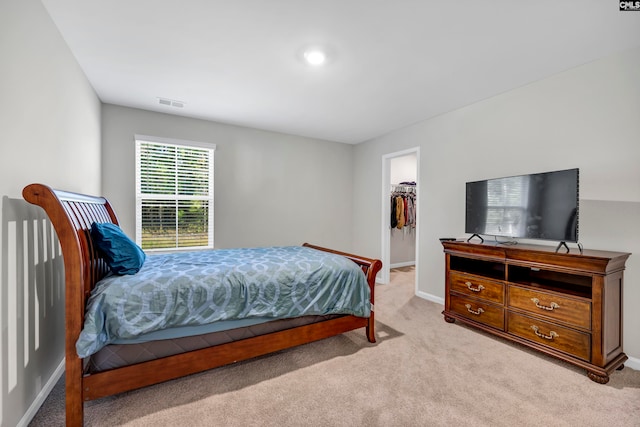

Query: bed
left=22, top=183, right=382, bottom=427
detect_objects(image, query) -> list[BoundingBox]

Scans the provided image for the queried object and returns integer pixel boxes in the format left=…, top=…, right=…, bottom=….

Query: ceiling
left=42, top=1, right=640, bottom=144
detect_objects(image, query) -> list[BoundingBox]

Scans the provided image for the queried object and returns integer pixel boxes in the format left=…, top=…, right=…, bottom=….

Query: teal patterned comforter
left=76, top=246, right=370, bottom=358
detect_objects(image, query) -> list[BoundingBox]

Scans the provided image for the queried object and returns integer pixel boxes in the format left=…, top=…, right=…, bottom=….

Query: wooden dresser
left=441, top=240, right=630, bottom=383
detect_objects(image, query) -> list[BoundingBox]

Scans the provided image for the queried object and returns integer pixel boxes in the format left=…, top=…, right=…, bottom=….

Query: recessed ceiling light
left=303, top=49, right=326, bottom=66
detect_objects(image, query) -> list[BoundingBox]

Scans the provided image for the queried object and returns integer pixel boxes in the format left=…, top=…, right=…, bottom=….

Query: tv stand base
left=555, top=241, right=584, bottom=254
left=555, top=241, right=569, bottom=253
left=466, top=233, right=484, bottom=243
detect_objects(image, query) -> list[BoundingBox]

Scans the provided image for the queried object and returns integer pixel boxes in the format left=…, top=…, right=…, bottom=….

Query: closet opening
left=381, top=147, right=419, bottom=293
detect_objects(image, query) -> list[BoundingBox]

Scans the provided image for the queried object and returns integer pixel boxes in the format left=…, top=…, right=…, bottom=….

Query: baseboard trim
left=17, top=358, right=65, bottom=427
left=625, top=355, right=640, bottom=371
left=416, top=290, right=444, bottom=305
left=389, top=261, right=415, bottom=269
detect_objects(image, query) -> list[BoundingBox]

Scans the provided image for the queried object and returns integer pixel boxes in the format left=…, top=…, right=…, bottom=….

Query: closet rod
left=391, top=184, right=417, bottom=193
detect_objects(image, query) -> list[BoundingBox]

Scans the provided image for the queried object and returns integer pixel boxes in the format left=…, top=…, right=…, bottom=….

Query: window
left=135, top=135, right=215, bottom=250
left=485, top=175, right=529, bottom=237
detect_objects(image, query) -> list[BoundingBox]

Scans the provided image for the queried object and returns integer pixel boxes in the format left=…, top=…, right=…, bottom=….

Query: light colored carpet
left=30, top=267, right=640, bottom=426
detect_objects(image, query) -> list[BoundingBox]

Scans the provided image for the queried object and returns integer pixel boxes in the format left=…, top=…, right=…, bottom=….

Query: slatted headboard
left=23, top=183, right=118, bottom=301
left=22, top=183, right=124, bottom=423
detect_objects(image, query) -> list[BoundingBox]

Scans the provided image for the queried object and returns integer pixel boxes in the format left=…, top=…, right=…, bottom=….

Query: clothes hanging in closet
left=390, top=184, right=416, bottom=231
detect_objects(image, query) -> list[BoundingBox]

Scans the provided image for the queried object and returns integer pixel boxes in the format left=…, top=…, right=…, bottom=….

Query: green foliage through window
left=135, top=138, right=214, bottom=250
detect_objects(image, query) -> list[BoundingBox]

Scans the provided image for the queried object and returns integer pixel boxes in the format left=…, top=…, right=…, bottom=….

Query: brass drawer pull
left=465, top=303, right=484, bottom=315
left=531, top=298, right=560, bottom=311
left=465, top=281, right=485, bottom=292
left=531, top=325, right=559, bottom=340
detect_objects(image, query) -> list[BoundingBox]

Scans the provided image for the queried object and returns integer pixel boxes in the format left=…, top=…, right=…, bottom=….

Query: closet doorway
left=381, top=147, right=419, bottom=291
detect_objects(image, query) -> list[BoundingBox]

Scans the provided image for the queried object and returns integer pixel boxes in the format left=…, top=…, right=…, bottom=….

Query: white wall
left=0, top=1, right=101, bottom=426
left=390, top=155, right=417, bottom=186
left=353, top=47, right=640, bottom=361
left=101, top=104, right=357, bottom=252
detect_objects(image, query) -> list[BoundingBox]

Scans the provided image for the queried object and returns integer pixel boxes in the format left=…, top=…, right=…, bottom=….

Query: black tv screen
left=465, top=168, right=579, bottom=242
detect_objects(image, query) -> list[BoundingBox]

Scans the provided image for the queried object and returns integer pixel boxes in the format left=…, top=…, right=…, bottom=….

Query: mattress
left=78, top=246, right=370, bottom=358
left=85, top=314, right=341, bottom=373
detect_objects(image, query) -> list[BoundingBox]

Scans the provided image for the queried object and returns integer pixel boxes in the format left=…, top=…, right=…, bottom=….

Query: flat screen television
left=465, top=168, right=579, bottom=243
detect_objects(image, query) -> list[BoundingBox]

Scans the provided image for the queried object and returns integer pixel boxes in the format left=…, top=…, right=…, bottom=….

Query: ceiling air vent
left=158, top=97, right=185, bottom=108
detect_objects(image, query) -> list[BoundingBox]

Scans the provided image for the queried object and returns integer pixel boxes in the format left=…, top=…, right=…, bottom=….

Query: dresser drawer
left=450, top=272, right=504, bottom=304
left=508, top=286, right=591, bottom=330
left=507, top=312, right=590, bottom=361
left=450, top=294, right=504, bottom=330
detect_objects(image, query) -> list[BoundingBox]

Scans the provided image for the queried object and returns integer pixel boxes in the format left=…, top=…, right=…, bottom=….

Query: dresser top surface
left=442, top=240, right=630, bottom=274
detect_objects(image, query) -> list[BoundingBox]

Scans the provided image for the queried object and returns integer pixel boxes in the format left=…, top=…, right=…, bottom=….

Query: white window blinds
left=485, top=175, right=529, bottom=237
left=135, top=136, right=215, bottom=250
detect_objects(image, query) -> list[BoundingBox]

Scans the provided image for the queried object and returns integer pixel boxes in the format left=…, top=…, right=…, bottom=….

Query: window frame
left=134, top=134, right=215, bottom=251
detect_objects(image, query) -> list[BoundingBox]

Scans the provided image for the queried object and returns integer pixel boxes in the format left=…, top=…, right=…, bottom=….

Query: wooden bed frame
left=23, top=183, right=382, bottom=427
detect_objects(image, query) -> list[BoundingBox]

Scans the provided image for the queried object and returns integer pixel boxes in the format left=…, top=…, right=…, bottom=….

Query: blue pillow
left=90, top=222, right=146, bottom=275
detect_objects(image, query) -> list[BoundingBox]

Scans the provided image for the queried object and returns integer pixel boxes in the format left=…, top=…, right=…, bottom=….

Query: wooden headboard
left=23, top=183, right=123, bottom=422
left=23, top=183, right=118, bottom=299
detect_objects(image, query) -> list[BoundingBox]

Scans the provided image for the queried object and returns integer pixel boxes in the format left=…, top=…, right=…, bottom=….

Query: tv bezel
left=464, top=168, right=579, bottom=243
